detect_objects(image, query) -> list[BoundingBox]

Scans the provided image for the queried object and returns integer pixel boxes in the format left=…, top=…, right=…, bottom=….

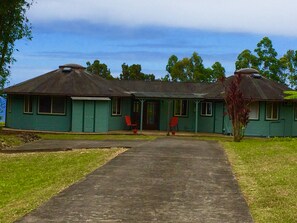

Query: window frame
left=38, top=96, right=66, bottom=115
left=24, top=95, right=33, bottom=114
left=266, top=102, right=279, bottom=120
left=249, top=101, right=259, bottom=120
left=200, top=102, right=213, bottom=117
left=173, top=99, right=188, bottom=117
left=111, top=97, right=121, bottom=116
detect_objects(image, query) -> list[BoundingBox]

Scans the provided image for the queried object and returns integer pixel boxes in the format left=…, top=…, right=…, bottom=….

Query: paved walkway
left=16, top=138, right=253, bottom=223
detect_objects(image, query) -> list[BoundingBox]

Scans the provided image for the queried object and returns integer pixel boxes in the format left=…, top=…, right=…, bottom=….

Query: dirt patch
left=18, top=133, right=41, bottom=143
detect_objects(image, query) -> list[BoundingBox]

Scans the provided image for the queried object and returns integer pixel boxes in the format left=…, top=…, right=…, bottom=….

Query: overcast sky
left=9, top=0, right=297, bottom=85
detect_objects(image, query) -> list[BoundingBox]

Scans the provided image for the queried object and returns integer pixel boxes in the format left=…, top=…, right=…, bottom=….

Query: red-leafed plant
left=221, top=74, right=250, bottom=142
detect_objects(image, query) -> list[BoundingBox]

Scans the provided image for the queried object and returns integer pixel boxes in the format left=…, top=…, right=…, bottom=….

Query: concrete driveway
left=16, top=138, right=253, bottom=223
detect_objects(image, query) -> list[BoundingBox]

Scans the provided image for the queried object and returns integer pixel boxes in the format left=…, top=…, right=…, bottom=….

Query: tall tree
left=279, top=50, right=297, bottom=89
left=235, top=49, right=258, bottom=70
left=254, top=37, right=283, bottom=82
left=211, top=62, right=226, bottom=82
left=86, top=60, right=114, bottom=80
left=191, top=52, right=206, bottom=82
left=0, top=0, right=33, bottom=94
left=120, top=63, right=155, bottom=81
left=235, top=37, right=288, bottom=83
left=165, top=52, right=225, bottom=83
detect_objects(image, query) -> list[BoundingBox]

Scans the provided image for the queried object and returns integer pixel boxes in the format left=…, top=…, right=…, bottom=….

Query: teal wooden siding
left=214, top=102, right=224, bottom=134
left=159, top=100, right=196, bottom=131
left=159, top=100, right=222, bottom=133
left=108, top=98, right=131, bottom=130
left=71, top=100, right=109, bottom=133
left=6, top=95, right=71, bottom=132
left=223, top=102, right=297, bottom=137
left=6, top=94, right=297, bottom=137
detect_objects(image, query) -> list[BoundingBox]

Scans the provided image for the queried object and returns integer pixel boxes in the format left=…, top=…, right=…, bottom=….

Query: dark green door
left=84, top=101, right=95, bottom=132
left=143, top=101, right=160, bottom=130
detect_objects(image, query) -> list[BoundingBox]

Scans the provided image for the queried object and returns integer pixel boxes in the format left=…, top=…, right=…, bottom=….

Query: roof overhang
left=131, top=92, right=206, bottom=99
left=71, top=97, right=110, bottom=101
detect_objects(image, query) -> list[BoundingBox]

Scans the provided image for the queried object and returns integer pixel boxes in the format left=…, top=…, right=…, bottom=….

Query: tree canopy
left=86, top=60, right=114, bottom=80
left=120, top=63, right=155, bottom=81
left=0, top=0, right=33, bottom=94
left=235, top=37, right=297, bottom=88
left=164, top=52, right=225, bottom=83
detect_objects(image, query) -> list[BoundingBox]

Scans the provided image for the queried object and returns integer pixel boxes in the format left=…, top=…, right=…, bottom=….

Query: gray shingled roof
left=4, top=64, right=129, bottom=97
left=4, top=64, right=292, bottom=101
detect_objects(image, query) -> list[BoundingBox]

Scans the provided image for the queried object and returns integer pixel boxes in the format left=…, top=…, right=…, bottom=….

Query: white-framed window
left=24, top=95, right=33, bottom=114
left=266, top=102, right=279, bottom=120
left=174, top=99, right=188, bottom=116
left=7, top=95, right=12, bottom=113
left=112, top=97, right=121, bottom=115
left=38, top=96, right=66, bottom=115
left=249, top=102, right=259, bottom=120
left=201, top=102, right=212, bottom=116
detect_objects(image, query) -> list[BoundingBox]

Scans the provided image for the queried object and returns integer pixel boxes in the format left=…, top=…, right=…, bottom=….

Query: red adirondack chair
left=169, top=117, right=178, bottom=134
left=125, top=116, right=137, bottom=133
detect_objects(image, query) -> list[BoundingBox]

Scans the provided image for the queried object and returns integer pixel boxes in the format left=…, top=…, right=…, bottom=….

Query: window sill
left=38, top=112, right=66, bottom=116
left=24, top=112, right=33, bottom=115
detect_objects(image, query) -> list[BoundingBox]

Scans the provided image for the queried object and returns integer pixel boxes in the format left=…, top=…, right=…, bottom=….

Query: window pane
left=112, top=98, right=121, bottom=115
left=39, top=96, right=51, bottom=113
left=181, top=100, right=188, bottom=116
left=266, top=102, right=272, bottom=119
left=116, top=98, right=121, bottom=115
left=201, top=102, right=206, bottom=115
left=272, top=103, right=278, bottom=119
left=206, top=102, right=212, bottom=115
left=24, top=96, right=33, bottom=113
left=174, top=100, right=181, bottom=116
left=249, top=102, right=259, bottom=119
left=112, top=98, right=117, bottom=114
left=52, top=97, right=65, bottom=114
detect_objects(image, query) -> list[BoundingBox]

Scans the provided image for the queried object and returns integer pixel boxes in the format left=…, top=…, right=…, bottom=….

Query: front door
left=143, top=101, right=160, bottom=130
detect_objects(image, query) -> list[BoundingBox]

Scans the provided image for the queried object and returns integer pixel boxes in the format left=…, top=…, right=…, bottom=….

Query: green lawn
left=38, top=133, right=157, bottom=141
left=222, top=138, right=297, bottom=223
left=0, top=148, right=126, bottom=223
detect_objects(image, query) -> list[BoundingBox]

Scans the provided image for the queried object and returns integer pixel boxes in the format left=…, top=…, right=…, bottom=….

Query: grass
left=0, top=148, right=126, bottom=223
left=38, top=133, right=157, bottom=141
left=222, top=138, right=297, bottom=223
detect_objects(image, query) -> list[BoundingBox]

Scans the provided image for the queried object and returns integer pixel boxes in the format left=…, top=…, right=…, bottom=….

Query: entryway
left=132, top=100, right=160, bottom=130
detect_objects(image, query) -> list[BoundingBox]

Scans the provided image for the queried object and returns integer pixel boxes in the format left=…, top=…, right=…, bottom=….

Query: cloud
left=28, top=0, right=297, bottom=36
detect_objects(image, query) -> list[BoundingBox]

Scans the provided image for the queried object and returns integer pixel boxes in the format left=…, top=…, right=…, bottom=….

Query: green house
left=4, top=64, right=297, bottom=137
